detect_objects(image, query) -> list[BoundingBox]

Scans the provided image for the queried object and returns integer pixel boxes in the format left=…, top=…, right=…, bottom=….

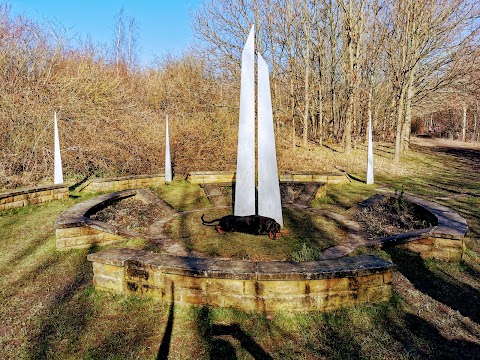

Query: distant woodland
left=1, top=1, right=479, bottom=189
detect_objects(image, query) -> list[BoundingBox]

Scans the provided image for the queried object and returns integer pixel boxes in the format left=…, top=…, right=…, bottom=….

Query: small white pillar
left=165, top=114, right=172, bottom=183
left=54, top=112, right=64, bottom=184
left=366, top=117, right=374, bottom=184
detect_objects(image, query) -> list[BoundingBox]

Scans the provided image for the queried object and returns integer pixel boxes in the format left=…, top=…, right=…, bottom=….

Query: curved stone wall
left=55, top=189, right=168, bottom=250
left=360, top=192, right=468, bottom=261
left=0, top=184, right=68, bottom=212
left=87, top=248, right=395, bottom=313
left=61, top=188, right=468, bottom=312
left=77, top=173, right=165, bottom=193
left=187, top=171, right=350, bottom=185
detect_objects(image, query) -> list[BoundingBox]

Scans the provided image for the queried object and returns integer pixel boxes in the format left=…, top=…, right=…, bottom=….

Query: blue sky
left=9, top=0, right=200, bottom=67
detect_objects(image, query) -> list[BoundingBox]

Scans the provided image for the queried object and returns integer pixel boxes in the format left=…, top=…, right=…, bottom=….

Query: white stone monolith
left=366, top=117, right=374, bottom=184
left=234, top=26, right=256, bottom=216
left=257, top=54, right=283, bottom=227
left=54, top=112, right=64, bottom=184
left=165, top=114, right=172, bottom=183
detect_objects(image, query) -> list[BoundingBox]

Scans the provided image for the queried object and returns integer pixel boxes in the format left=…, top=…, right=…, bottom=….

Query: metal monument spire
left=257, top=54, right=283, bottom=226
left=234, top=26, right=256, bottom=216
left=234, top=26, right=283, bottom=226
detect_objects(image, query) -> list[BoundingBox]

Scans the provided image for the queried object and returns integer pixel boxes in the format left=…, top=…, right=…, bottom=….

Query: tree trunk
left=402, top=84, right=413, bottom=151
left=367, top=81, right=373, bottom=143
left=318, top=85, right=323, bottom=146
left=474, top=100, right=478, bottom=141
left=290, top=68, right=295, bottom=149
left=394, top=85, right=407, bottom=164
left=303, top=40, right=310, bottom=148
left=462, top=104, right=467, bottom=142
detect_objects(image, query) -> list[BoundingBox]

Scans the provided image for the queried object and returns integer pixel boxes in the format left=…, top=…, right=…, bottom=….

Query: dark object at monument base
left=201, top=214, right=287, bottom=239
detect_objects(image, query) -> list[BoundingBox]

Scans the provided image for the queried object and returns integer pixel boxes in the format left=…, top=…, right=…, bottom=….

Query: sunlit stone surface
left=234, top=26, right=256, bottom=216
left=257, top=54, right=283, bottom=227
left=54, top=112, right=64, bottom=184
left=367, top=117, right=374, bottom=185
left=165, top=114, right=172, bottom=183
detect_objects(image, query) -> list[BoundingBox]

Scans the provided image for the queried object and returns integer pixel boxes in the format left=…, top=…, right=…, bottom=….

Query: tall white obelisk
left=165, top=114, right=172, bottom=183
left=366, top=117, right=374, bottom=184
left=54, top=112, right=64, bottom=184
left=257, top=54, right=283, bottom=226
left=234, top=26, right=256, bottom=216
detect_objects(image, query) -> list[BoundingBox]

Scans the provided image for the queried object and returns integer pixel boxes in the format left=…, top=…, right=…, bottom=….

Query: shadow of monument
left=283, top=207, right=337, bottom=250
left=384, top=312, right=480, bottom=359
left=387, top=248, right=480, bottom=323
left=195, top=306, right=273, bottom=359
left=27, top=247, right=96, bottom=359
left=157, top=284, right=175, bottom=360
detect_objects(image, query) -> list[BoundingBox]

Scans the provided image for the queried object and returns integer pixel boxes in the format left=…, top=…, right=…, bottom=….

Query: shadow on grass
left=283, top=207, right=336, bottom=251
left=157, top=284, right=175, bottom=360
left=385, top=312, right=480, bottom=359
left=2, top=232, right=54, bottom=273
left=195, top=306, right=273, bottom=360
left=27, top=248, right=95, bottom=359
left=387, top=248, right=480, bottom=323
left=276, top=300, right=480, bottom=359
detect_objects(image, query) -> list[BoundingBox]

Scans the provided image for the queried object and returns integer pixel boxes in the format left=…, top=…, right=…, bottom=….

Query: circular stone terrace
left=54, top=172, right=468, bottom=313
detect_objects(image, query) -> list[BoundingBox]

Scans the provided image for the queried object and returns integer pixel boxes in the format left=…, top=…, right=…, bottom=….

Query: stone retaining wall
left=187, top=171, right=236, bottom=184
left=77, top=174, right=165, bottom=193
left=0, top=184, right=69, bottom=212
left=366, top=192, right=469, bottom=261
left=55, top=190, right=143, bottom=250
left=187, top=171, right=349, bottom=185
left=88, top=248, right=395, bottom=313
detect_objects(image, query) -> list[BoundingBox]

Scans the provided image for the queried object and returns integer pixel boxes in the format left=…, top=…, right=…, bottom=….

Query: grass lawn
left=1, top=137, right=479, bottom=359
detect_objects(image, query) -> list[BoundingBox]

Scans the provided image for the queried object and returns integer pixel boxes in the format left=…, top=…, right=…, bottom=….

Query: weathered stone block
left=434, top=238, right=464, bottom=249
left=256, top=280, right=304, bottom=296
left=327, top=175, right=349, bottom=184
left=124, top=281, right=163, bottom=297
left=308, top=277, right=350, bottom=293
left=4, top=200, right=26, bottom=210
left=93, top=262, right=124, bottom=279
left=0, top=196, right=13, bottom=204
left=383, top=271, right=393, bottom=284
left=263, top=295, right=318, bottom=312
left=292, top=174, right=313, bottom=182
left=224, top=295, right=259, bottom=312
left=56, top=226, right=102, bottom=239
left=311, top=175, right=328, bottom=182
left=207, top=278, right=254, bottom=295
left=126, top=263, right=155, bottom=285
left=318, top=291, right=356, bottom=310
left=178, top=289, right=209, bottom=305
left=93, top=274, right=124, bottom=293
left=349, top=274, right=385, bottom=289
left=163, top=274, right=208, bottom=291
left=13, top=194, right=27, bottom=201
left=102, top=232, right=126, bottom=242
left=412, top=237, right=435, bottom=246
left=53, top=193, right=68, bottom=200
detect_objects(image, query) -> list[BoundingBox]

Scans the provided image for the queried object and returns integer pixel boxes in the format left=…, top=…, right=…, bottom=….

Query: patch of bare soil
left=355, top=194, right=432, bottom=239
left=90, top=197, right=165, bottom=236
